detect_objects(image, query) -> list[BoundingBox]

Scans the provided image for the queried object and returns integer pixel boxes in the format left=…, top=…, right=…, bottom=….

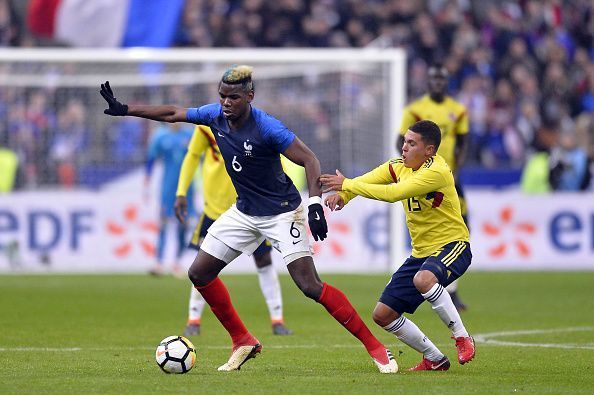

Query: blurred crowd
left=174, top=0, right=593, bottom=189
left=0, top=0, right=592, bottom=192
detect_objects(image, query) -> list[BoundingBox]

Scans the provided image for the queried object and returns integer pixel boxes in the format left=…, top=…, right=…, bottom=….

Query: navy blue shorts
left=379, top=241, right=472, bottom=314
left=189, top=213, right=272, bottom=257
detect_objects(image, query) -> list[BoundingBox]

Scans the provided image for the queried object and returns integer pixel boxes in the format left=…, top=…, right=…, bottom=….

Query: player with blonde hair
left=175, top=124, right=292, bottom=336
left=100, top=65, right=397, bottom=373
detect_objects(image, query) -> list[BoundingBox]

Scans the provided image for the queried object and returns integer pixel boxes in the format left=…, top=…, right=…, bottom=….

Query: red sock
left=318, top=283, right=388, bottom=362
left=196, top=277, right=254, bottom=347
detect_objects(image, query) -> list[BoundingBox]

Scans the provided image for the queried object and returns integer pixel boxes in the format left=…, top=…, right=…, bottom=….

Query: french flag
left=27, top=0, right=186, bottom=48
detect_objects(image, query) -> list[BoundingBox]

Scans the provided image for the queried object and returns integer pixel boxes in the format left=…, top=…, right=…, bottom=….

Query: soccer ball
left=155, top=335, right=196, bottom=374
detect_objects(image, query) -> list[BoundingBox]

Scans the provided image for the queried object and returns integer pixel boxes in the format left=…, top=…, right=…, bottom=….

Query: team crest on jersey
left=449, top=112, right=456, bottom=121
left=244, top=140, right=253, bottom=156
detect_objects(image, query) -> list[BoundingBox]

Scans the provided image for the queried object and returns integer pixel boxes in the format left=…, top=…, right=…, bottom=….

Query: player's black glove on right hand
left=308, top=203, right=328, bottom=241
left=100, top=81, right=128, bottom=116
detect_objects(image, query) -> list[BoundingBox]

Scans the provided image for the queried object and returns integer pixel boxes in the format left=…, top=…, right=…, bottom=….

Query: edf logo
left=0, top=209, right=93, bottom=251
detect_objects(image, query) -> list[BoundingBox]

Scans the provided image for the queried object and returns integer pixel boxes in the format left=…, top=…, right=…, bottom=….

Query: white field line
left=474, top=326, right=594, bottom=350
left=1, top=327, right=593, bottom=352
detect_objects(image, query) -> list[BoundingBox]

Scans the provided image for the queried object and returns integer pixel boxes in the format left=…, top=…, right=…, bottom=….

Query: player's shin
left=318, top=283, right=386, bottom=357
left=383, top=316, right=444, bottom=361
left=195, top=277, right=254, bottom=346
left=422, top=283, right=468, bottom=338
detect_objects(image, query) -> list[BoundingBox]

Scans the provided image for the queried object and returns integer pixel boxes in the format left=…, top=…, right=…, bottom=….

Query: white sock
left=383, top=316, right=444, bottom=361
left=422, top=283, right=469, bottom=338
left=446, top=279, right=459, bottom=293
left=257, top=264, right=283, bottom=322
left=188, top=286, right=205, bottom=323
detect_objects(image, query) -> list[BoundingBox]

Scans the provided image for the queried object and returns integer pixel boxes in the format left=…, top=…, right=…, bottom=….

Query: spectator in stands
left=0, top=143, right=18, bottom=192
left=0, top=0, right=20, bottom=46
left=549, top=131, right=590, bottom=191
left=49, top=99, right=89, bottom=187
left=521, top=120, right=559, bottom=194
left=2, top=0, right=590, bottom=189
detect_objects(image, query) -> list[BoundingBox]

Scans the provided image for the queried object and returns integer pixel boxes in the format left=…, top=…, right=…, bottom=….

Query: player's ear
left=246, top=90, right=254, bottom=103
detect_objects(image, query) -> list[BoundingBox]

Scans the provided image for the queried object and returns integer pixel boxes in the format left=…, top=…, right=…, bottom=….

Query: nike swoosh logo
left=156, top=350, right=167, bottom=357
left=314, top=213, right=320, bottom=220
left=342, top=316, right=352, bottom=325
left=431, top=359, right=448, bottom=370
left=217, top=132, right=224, bottom=137
left=292, top=240, right=301, bottom=245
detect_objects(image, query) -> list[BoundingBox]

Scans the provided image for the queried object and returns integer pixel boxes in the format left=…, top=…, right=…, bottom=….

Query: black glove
left=100, top=81, right=128, bottom=116
left=308, top=203, right=328, bottom=241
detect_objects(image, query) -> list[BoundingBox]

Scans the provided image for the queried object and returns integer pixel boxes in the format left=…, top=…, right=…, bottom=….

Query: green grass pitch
left=1, top=272, right=593, bottom=394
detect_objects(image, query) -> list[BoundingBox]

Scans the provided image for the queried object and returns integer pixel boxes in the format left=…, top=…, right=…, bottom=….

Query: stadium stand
left=0, top=0, right=592, bottom=190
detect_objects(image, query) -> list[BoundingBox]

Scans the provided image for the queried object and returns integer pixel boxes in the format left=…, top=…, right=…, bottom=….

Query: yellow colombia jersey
left=340, top=155, right=469, bottom=257
left=176, top=125, right=236, bottom=219
left=400, top=95, right=468, bottom=172
left=176, top=125, right=306, bottom=219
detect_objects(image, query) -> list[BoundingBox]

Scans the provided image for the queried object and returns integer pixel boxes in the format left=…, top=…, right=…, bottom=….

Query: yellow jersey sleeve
left=338, top=160, right=397, bottom=205
left=176, top=125, right=211, bottom=197
left=454, top=103, right=469, bottom=136
left=342, top=159, right=446, bottom=203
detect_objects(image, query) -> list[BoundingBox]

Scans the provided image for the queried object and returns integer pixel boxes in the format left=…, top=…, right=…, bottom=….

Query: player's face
left=401, top=130, right=435, bottom=170
left=428, top=67, right=448, bottom=96
left=218, top=82, right=253, bottom=121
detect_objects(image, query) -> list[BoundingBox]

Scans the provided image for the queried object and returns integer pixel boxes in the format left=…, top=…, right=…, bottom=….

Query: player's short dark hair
left=220, top=65, right=254, bottom=93
left=409, top=120, right=441, bottom=151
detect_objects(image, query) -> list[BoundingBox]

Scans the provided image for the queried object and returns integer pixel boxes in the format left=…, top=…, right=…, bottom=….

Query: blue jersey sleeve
left=186, top=103, right=220, bottom=125
left=145, top=131, right=163, bottom=175
left=259, top=112, right=296, bottom=153
left=147, top=131, right=162, bottom=161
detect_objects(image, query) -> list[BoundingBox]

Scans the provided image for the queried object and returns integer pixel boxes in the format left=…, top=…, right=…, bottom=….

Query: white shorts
left=201, top=204, right=312, bottom=264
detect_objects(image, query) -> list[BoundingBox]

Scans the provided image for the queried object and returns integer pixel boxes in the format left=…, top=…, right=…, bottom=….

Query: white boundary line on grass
left=474, top=326, right=594, bottom=350
left=2, top=327, right=593, bottom=352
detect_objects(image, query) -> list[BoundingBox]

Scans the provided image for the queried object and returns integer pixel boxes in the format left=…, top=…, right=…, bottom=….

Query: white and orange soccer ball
left=155, top=336, right=196, bottom=374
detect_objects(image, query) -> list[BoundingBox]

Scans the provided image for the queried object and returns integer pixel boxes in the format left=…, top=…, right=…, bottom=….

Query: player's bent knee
left=187, top=251, right=227, bottom=287
left=413, top=270, right=438, bottom=293
left=372, top=303, right=399, bottom=327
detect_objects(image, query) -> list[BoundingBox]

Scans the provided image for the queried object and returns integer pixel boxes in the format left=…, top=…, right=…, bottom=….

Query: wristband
left=308, top=196, right=322, bottom=206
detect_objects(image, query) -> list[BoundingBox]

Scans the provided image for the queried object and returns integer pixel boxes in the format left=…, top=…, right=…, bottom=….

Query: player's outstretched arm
left=283, top=138, right=328, bottom=241
left=100, top=81, right=188, bottom=123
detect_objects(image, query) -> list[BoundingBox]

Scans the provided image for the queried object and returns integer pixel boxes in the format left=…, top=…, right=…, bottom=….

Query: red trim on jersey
left=410, top=111, right=422, bottom=122
left=432, top=192, right=444, bottom=208
left=198, top=126, right=221, bottom=162
left=388, top=163, right=398, bottom=183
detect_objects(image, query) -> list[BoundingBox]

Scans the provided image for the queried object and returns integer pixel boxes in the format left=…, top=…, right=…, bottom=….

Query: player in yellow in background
left=174, top=125, right=293, bottom=336
left=321, top=120, right=475, bottom=371
left=397, top=62, right=469, bottom=311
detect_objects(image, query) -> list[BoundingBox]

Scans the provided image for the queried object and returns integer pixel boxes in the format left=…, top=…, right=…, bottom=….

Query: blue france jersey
left=147, top=126, right=195, bottom=217
left=186, top=104, right=301, bottom=216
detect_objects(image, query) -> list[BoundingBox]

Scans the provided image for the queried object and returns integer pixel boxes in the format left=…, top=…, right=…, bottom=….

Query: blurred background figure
left=0, top=144, right=20, bottom=269
left=0, top=143, right=18, bottom=193
left=521, top=120, right=560, bottom=194
left=144, top=123, right=196, bottom=277
left=549, top=131, right=590, bottom=191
